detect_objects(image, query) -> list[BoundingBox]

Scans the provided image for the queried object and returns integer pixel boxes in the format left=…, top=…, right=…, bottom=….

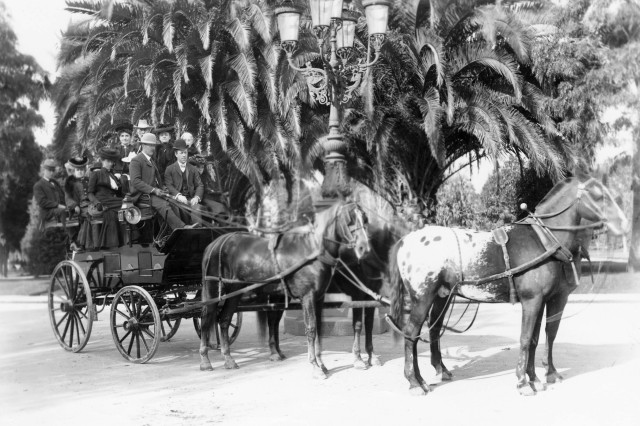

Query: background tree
left=0, top=2, right=47, bottom=250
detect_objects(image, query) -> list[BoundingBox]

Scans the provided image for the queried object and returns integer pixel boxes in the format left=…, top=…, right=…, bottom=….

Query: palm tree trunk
left=629, top=126, right=640, bottom=270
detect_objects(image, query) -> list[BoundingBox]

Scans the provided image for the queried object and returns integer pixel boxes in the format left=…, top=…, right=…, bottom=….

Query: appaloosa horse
left=388, top=173, right=628, bottom=395
left=199, top=200, right=369, bottom=378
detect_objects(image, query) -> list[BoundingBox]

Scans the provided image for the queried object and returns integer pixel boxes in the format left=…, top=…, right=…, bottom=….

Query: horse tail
left=388, top=240, right=405, bottom=343
left=201, top=239, right=218, bottom=286
left=256, top=311, right=268, bottom=344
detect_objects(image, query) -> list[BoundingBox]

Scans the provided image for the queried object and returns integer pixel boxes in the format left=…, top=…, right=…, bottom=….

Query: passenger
left=190, top=155, right=230, bottom=220
left=88, top=148, right=124, bottom=249
left=153, top=123, right=175, bottom=183
left=181, top=132, right=199, bottom=157
left=33, top=159, right=68, bottom=228
left=165, top=139, right=203, bottom=225
left=64, top=156, right=92, bottom=251
left=129, top=133, right=193, bottom=231
left=112, top=123, right=136, bottom=175
left=133, top=119, right=154, bottom=146
left=120, top=151, right=137, bottom=194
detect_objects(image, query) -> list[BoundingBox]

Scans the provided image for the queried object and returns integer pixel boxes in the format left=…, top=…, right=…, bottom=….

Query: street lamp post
left=276, top=0, right=390, bottom=199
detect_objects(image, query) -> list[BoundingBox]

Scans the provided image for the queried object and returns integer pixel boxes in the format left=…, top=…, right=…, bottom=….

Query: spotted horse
left=388, top=172, right=628, bottom=395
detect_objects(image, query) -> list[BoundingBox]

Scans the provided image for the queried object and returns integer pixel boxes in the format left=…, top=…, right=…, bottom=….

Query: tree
left=0, top=2, right=47, bottom=250
left=432, top=175, right=480, bottom=228
left=477, top=158, right=521, bottom=230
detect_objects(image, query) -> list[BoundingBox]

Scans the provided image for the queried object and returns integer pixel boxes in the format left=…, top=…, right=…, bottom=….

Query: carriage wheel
left=48, top=260, right=94, bottom=353
left=193, top=311, right=243, bottom=346
left=110, top=285, right=161, bottom=363
left=160, top=317, right=181, bottom=342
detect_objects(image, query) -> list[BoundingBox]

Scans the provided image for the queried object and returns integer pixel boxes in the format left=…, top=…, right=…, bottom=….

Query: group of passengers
left=33, top=120, right=228, bottom=252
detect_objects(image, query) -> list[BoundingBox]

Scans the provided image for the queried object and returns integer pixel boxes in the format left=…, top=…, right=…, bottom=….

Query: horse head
left=330, top=201, right=370, bottom=260
left=576, top=176, right=629, bottom=236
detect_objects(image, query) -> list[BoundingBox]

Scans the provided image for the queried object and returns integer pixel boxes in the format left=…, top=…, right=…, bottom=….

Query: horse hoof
left=530, top=379, right=547, bottom=392
left=546, top=372, right=563, bottom=385
left=270, top=353, right=284, bottom=362
left=313, top=369, right=328, bottom=380
left=224, top=360, right=239, bottom=370
left=442, top=370, right=453, bottom=381
left=409, top=386, right=430, bottom=396
left=353, top=359, right=368, bottom=370
left=200, top=363, right=213, bottom=371
left=320, top=364, right=329, bottom=375
left=369, top=355, right=383, bottom=367
left=278, top=352, right=287, bottom=360
left=517, top=383, right=537, bottom=396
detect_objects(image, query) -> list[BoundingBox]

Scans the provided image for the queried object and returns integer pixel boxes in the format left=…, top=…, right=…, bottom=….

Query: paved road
left=1, top=294, right=640, bottom=426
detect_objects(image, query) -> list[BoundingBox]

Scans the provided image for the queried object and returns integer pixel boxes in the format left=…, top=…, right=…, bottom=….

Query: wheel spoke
left=121, top=292, right=134, bottom=318
left=136, top=332, right=141, bottom=359
left=118, top=329, right=132, bottom=344
left=56, top=312, right=69, bottom=329
left=74, top=313, right=82, bottom=345
left=62, top=267, right=72, bottom=297
left=160, top=320, right=167, bottom=337
left=68, top=312, right=75, bottom=348
left=61, top=313, right=72, bottom=341
left=141, top=326, right=155, bottom=340
left=230, top=323, right=238, bottom=330
left=77, top=308, right=89, bottom=320
left=126, top=331, right=135, bottom=355
left=72, top=273, right=81, bottom=302
left=139, top=331, right=150, bottom=352
left=55, top=275, right=70, bottom=299
left=115, top=308, right=131, bottom=320
left=76, top=312, right=86, bottom=336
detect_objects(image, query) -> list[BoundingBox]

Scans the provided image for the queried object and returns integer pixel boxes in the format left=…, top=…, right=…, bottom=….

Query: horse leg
left=301, top=292, right=326, bottom=379
left=364, top=307, right=382, bottom=366
left=404, top=296, right=432, bottom=395
left=428, top=293, right=453, bottom=382
left=516, top=297, right=544, bottom=396
left=314, top=295, right=328, bottom=374
left=526, top=306, right=547, bottom=392
left=268, top=309, right=286, bottom=361
left=543, top=292, right=569, bottom=385
left=199, top=302, right=217, bottom=371
left=351, top=307, right=367, bottom=369
left=219, top=298, right=240, bottom=369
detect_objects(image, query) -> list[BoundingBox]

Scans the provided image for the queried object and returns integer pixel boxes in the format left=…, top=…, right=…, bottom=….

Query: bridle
left=528, top=178, right=607, bottom=232
left=322, top=203, right=368, bottom=250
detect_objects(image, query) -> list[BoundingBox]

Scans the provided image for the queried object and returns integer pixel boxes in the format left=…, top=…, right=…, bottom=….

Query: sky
left=2, top=0, right=69, bottom=147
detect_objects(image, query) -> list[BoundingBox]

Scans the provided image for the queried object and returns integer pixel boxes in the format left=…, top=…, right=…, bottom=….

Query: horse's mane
left=535, top=174, right=589, bottom=212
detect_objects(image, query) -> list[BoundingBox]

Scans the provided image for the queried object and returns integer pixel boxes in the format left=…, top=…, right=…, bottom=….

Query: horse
left=388, top=173, right=628, bottom=395
left=330, top=185, right=411, bottom=369
left=199, top=199, right=370, bottom=379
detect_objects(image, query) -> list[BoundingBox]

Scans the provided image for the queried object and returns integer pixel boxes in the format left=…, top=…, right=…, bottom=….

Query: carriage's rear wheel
left=48, top=261, right=94, bottom=352
left=110, top=285, right=161, bottom=363
left=160, top=317, right=181, bottom=342
left=193, top=311, right=243, bottom=346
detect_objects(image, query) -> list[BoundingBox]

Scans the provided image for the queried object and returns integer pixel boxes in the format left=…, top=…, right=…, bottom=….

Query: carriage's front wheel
left=193, top=311, right=243, bottom=346
left=48, top=260, right=94, bottom=352
left=110, top=285, right=161, bottom=363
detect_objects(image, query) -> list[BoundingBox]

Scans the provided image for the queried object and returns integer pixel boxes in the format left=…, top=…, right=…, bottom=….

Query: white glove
left=177, top=194, right=188, bottom=204
left=189, top=197, right=199, bottom=206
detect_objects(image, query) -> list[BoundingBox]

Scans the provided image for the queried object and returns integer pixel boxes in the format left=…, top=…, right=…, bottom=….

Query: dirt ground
left=1, top=274, right=640, bottom=426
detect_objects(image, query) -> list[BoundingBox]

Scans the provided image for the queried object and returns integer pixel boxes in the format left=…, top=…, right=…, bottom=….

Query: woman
left=88, top=147, right=124, bottom=248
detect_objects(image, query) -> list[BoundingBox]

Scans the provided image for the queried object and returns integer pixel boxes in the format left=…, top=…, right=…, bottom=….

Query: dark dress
left=154, top=141, right=174, bottom=185
left=112, top=143, right=138, bottom=175
left=65, top=175, right=95, bottom=249
left=88, top=168, right=124, bottom=248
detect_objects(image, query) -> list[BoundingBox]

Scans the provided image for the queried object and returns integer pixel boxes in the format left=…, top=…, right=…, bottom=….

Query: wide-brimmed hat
left=42, top=158, right=57, bottom=171
left=98, top=147, right=121, bottom=162
left=134, top=119, right=153, bottom=130
left=139, top=133, right=159, bottom=145
left=154, top=123, right=174, bottom=134
left=115, top=123, right=133, bottom=135
left=173, top=138, right=188, bottom=151
left=189, top=154, right=206, bottom=166
left=121, top=152, right=137, bottom=163
left=68, top=156, right=88, bottom=168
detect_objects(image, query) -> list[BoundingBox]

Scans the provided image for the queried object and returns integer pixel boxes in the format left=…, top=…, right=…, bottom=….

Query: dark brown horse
left=388, top=173, right=628, bottom=395
left=199, top=200, right=370, bottom=378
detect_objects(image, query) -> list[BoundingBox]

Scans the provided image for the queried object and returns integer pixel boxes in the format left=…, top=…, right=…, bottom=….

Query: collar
left=178, top=162, right=187, bottom=172
left=142, top=152, right=152, bottom=162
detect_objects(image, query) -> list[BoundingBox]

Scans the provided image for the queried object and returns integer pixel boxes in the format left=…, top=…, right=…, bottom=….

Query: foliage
left=0, top=3, right=47, bottom=250
left=432, top=175, right=480, bottom=228
left=20, top=199, right=66, bottom=276
left=476, top=159, right=521, bottom=230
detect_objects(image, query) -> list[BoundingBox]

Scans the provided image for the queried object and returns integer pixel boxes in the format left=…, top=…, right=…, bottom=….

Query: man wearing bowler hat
left=165, top=139, right=203, bottom=225
left=33, top=159, right=68, bottom=228
left=129, top=133, right=191, bottom=231
left=133, top=119, right=154, bottom=145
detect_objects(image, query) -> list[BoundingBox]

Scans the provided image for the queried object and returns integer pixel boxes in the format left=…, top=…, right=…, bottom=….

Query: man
left=129, top=133, right=190, bottom=231
left=181, top=131, right=199, bottom=157
left=33, top=159, right=67, bottom=228
left=133, top=119, right=153, bottom=146
left=154, top=123, right=175, bottom=182
left=112, top=123, right=136, bottom=175
left=165, top=139, right=204, bottom=225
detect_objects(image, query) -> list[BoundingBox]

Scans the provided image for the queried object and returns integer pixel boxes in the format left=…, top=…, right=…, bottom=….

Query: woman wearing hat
left=154, top=123, right=175, bottom=183
left=88, top=147, right=124, bottom=248
left=113, top=123, right=136, bottom=175
left=64, top=156, right=94, bottom=251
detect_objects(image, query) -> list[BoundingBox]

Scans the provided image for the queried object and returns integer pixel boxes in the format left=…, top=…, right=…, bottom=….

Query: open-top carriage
left=47, top=222, right=244, bottom=363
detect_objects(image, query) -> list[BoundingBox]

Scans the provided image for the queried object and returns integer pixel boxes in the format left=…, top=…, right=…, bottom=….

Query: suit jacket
left=33, top=177, right=65, bottom=218
left=129, top=152, right=164, bottom=202
left=164, top=162, right=204, bottom=200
